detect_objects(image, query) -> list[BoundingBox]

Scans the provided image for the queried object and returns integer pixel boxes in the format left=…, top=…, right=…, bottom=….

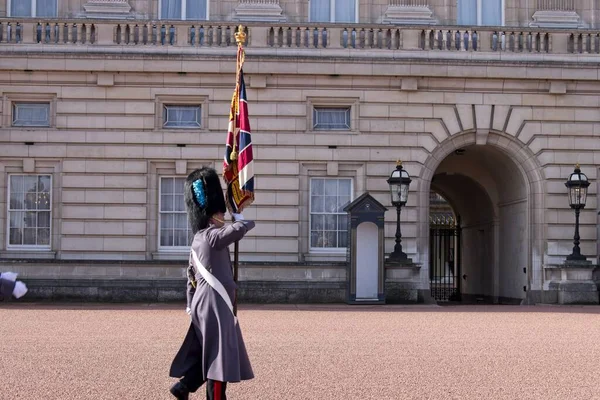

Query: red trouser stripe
left=214, top=381, right=222, bottom=400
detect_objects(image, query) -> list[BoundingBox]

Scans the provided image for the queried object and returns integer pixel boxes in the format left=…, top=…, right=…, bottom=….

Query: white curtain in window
left=11, top=0, right=32, bottom=16
left=187, top=0, right=207, bottom=20
left=457, top=0, right=477, bottom=25
left=162, top=0, right=182, bottom=19
left=335, top=0, right=356, bottom=23
left=314, top=108, right=350, bottom=130
left=310, top=0, right=330, bottom=22
left=482, top=0, right=502, bottom=26
left=37, top=0, right=58, bottom=17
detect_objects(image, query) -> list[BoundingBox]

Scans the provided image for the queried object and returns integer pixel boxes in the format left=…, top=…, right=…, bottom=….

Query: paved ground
left=1, top=303, right=600, bottom=400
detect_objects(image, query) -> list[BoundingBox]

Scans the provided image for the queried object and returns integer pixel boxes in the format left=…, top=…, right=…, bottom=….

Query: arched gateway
left=417, top=131, right=546, bottom=304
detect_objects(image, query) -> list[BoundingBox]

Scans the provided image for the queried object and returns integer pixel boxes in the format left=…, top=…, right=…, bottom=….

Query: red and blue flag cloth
left=223, top=46, right=254, bottom=214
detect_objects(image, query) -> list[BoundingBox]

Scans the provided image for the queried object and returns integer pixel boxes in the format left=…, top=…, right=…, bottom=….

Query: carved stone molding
left=83, top=0, right=132, bottom=19
left=234, top=0, right=287, bottom=22
left=383, top=5, right=437, bottom=25
left=530, top=10, right=583, bottom=28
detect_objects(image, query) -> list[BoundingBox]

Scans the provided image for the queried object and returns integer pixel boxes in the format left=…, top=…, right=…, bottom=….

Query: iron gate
left=429, top=215, right=461, bottom=302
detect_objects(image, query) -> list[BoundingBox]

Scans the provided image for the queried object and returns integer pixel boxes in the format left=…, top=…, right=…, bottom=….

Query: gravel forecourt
left=1, top=303, right=600, bottom=400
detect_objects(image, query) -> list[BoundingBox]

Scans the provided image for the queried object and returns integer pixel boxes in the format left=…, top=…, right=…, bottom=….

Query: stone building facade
left=0, top=0, right=598, bottom=304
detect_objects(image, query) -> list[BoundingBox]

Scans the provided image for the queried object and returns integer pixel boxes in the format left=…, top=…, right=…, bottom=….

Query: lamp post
left=387, top=160, right=412, bottom=262
left=565, top=164, right=590, bottom=261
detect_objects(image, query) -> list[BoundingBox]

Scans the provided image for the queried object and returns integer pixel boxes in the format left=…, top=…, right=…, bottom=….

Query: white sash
left=190, top=249, right=237, bottom=323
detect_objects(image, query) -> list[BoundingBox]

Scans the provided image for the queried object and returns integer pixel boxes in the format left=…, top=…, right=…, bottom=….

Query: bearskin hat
left=184, top=167, right=227, bottom=233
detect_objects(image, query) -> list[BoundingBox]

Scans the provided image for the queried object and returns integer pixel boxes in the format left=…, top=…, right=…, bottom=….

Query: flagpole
left=232, top=25, right=246, bottom=317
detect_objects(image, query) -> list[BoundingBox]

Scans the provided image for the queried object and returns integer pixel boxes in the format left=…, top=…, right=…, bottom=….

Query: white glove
left=12, top=281, right=28, bottom=299
left=185, top=306, right=191, bottom=315
left=232, top=213, right=245, bottom=221
left=1, top=271, right=18, bottom=282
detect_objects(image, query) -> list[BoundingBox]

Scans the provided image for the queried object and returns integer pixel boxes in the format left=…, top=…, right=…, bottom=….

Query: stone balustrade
left=1, top=18, right=599, bottom=55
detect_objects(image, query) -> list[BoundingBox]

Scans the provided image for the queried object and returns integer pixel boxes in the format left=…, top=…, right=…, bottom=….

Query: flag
left=223, top=46, right=254, bottom=214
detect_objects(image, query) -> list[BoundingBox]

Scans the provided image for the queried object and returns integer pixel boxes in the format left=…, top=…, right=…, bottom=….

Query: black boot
left=170, top=381, right=190, bottom=400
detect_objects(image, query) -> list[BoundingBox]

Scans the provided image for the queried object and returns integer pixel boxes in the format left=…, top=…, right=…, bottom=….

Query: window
left=12, top=103, right=50, bottom=127
left=8, top=175, right=52, bottom=248
left=160, top=0, right=208, bottom=20
left=159, top=177, right=192, bottom=250
left=163, top=105, right=201, bottom=128
left=313, top=107, right=351, bottom=131
left=457, top=0, right=503, bottom=26
left=310, top=178, right=352, bottom=250
left=9, top=0, right=57, bottom=17
left=310, top=0, right=357, bottom=23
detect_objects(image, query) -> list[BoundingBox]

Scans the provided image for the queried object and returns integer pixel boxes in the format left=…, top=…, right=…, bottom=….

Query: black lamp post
left=565, top=164, right=590, bottom=261
left=387, top=160, right=412, bottom=262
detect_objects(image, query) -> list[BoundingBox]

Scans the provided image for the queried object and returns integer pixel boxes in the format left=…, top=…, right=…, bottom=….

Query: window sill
left=0, top=250, right=56, bottom=260
left=304, top=252, right=347, bottom=263
left=152, top=252, right=189, bottom=261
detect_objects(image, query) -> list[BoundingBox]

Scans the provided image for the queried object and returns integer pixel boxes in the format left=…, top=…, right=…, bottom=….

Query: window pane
left=457, top=0, right=477, bottom=25
left=324, top=180, right=338, bottom=196
left=174, top=214, right=188, bottom=230
left=11, top=0, right=32, bottom=16
left=311, top=214, right=324, bottom=231
left=338, top=179, right=351, bottom=196
left=323, top=231, right=336, bottom=248
left=187, top=0, right=207, bottom=20
left=324, top=215, right=336, bottom=230
left=335, top=0, right=356, bottom=22
left=311, top=179, right=324, bottom=195
left=337, top=215, right=348, bottom=231
left=161, top=177, right=174, bottom=193
left=12, top=103, right=50, bottom=127
left=313, top=107, right=351, bottom=130
left=174, top=194, right=186, bottom=212
left=9, top=212, right=24, bottom=229
left=311, top=231, right=323, bottom=248
left=324, top=196, right=338, bottom=213
left=23, top=176, right=37, bottom=194
left=38, top=212, right=51, bottom=228
left=338, top=231, right=349, bottom=248
left=9, top=229, right=22, bottom=245
left=160, top=229, right=173, bottom=247
left=25, top=193, right=37, bottom=210
left=24, top=211, right=37, bottom=228
left=174, top=229, right=188, bottom=246
left=164, top=105, right=201, bottom=128
left=37, top=0, right=58, bottom=17
left=23, top=228, right=36, bottom=245
left=337, top=196, right=351, bottom=212
left=38, top=175, right=51, bottom=192
left=310, top=0, right=330, bottom=22
left=311, top=196, right=324, bottom=213
left=482, top=0, right=502, bottom=26
left=10, top=175, right=24, bottom=193
left=161, top=195, right=174, bottom=212
left=161, top=214, right=174, bottom=230
left=10, top=192, right=24, bottom=210
left=37, top=228, right=50, bottom=245
left=174, top=177, right=185, bottom=193
left=162, top=0, right=182, bottom=19
left=37, top=193, right=51, bottom=210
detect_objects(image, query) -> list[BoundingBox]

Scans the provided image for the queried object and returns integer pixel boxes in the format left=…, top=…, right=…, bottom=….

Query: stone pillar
left=234, top=0, right=287, bottom=22
left=83, top=0, right=132, bottom=19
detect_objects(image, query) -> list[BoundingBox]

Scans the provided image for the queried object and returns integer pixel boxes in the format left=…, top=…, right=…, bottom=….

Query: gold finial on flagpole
left=396, top=160, right=403, bottom=167
left=235, top=25, right=246, bottom=46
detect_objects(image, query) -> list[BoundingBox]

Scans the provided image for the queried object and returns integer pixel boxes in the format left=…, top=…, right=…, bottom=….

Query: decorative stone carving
left=234, top=0, right=287, bottom=22
left=530, top=0, right=583, bottom=28
left=83, top=0, right=132, bottom=19
left=545, top=260, right=599, bottom=304
left=384, top=0, right=437, bottom=25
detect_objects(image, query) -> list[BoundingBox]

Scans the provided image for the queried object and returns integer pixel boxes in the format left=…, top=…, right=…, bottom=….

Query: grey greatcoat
left=170, top=220, right=255, bottom=383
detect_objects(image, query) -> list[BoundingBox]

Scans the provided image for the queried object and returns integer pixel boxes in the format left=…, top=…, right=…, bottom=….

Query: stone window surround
left=149, top=160, right=213, bottom=261
left=154, top=95, right=208, bottom=131
left=0, top=159, right=60, bottom=260
left=300, top=162, right=366, bottom=263
left=307, top=97, right=360, bottom=134
left=157, top=0, right=210, bottom=20
left=2, top=93, right=57, bottom=129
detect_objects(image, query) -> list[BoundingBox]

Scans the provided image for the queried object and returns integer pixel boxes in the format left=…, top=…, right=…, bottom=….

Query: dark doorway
left=429, top=192, right=461, bottom=302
